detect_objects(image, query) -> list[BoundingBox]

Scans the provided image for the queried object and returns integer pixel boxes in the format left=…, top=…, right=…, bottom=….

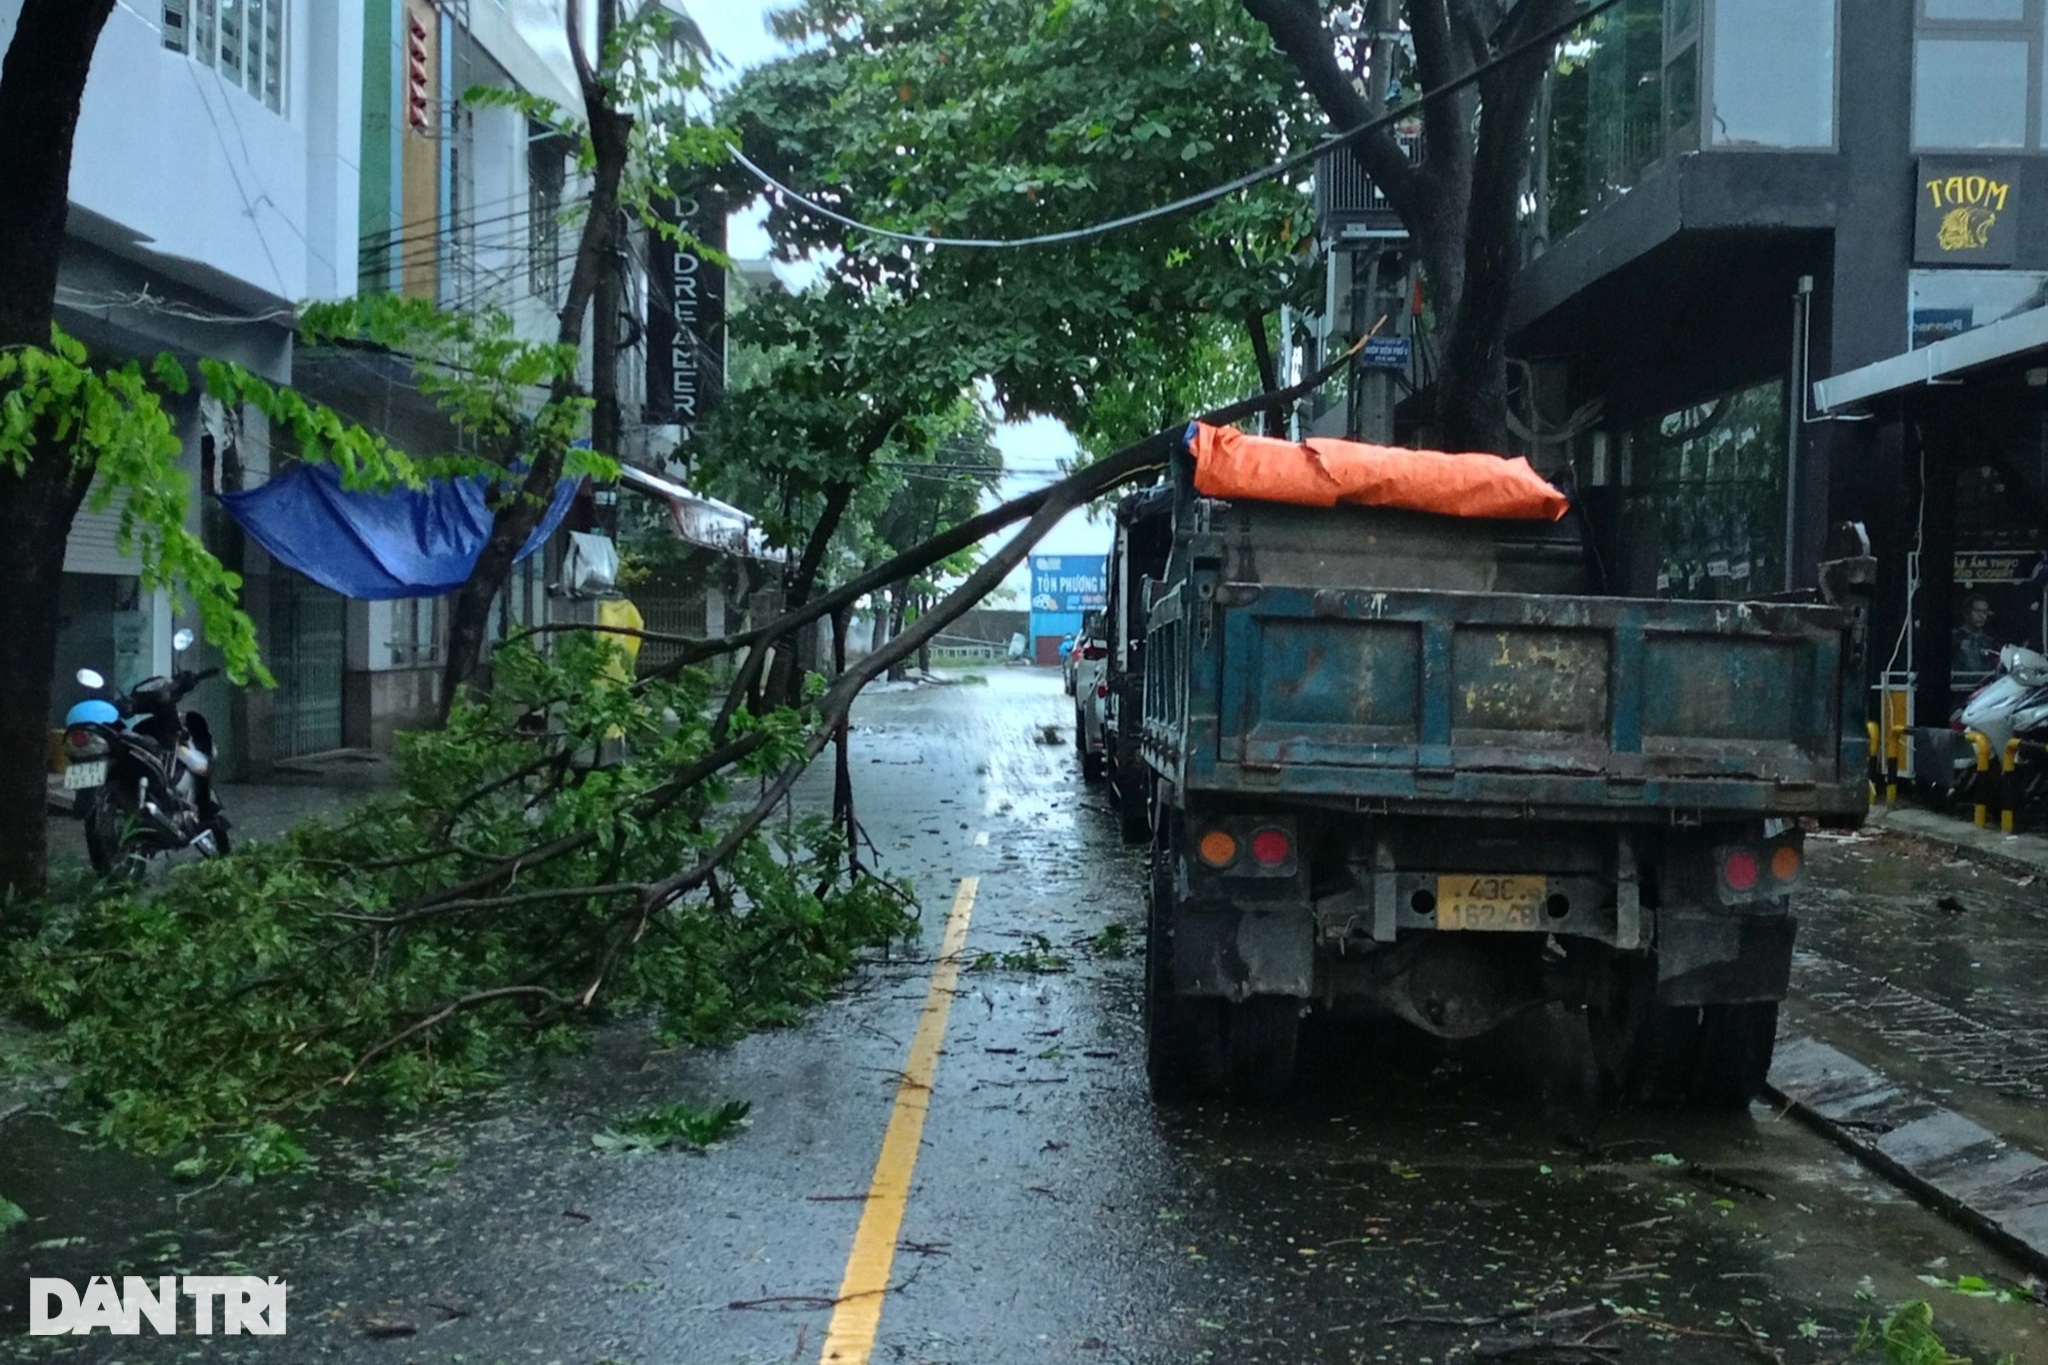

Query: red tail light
left=1720, top=848, right=1761, bottom=893
left=1250, top=828, right=1292, bottom=867
left=1096, top=681, right=1109, bottom=697
left=1081, top=645, right=1108, bottom=660
left=65, top=728, right=96, bottom=749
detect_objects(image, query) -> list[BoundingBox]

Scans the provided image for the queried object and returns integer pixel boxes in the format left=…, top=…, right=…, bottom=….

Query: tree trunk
left=440, top=0, right=633, bottom=716
left=885, top=583, right=910, bottom=682
left=0, top=456, right=93, bottom=900
left=1244, top=0, right=1568, bottom=453
left=1245, top=309, right=1286, bottom=436
left=0, top=0, right=123, bottom=901
left=1433, top=0, right=1576, bottom=454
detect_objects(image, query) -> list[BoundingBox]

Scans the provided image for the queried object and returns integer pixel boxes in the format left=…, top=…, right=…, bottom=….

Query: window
left=1930, top=0, right=2024, bottom=18
left=1664, top=0, right=1701, bottom=152
left=388, top=597, right=441, bottom=667
left=1914, top=0, right=2044, bottom=149
left=528, top=122, right=568, bottom=301
left=1615, top=383, right=1787, bottom=600
left=1917, top=39, right=2030, bottom=146
left=1708, top=0, right=1837, bottom=147
left=161, top=0, right=285, bottom=114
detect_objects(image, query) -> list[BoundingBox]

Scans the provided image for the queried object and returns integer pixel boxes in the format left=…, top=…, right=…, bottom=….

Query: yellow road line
left=819, top=876, right=978, bottom=1365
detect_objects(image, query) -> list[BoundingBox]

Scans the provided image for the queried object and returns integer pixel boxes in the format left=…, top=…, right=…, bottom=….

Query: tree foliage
left=722, top=0, right=1321, bottom=453
left=4, top=639, right=911, bottom=1172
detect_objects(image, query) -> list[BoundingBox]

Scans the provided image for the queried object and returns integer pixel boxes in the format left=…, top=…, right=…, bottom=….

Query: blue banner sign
left=1029, top=555, right=1107, bottom=613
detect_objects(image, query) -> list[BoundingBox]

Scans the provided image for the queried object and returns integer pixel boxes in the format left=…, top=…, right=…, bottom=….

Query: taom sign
left=1916, top=157, right=2021, bottom=267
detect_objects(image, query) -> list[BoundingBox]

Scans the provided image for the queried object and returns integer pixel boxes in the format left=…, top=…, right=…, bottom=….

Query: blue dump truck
left=1116, top=444, right=1870, bottom=1106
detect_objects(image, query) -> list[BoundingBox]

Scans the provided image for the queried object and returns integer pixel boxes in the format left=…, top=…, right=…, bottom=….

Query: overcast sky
left=683, top=1, right=1111, bottom=603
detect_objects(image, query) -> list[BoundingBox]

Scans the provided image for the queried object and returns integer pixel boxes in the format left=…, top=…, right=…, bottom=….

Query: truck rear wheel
left=1591, top=989, right=1778, bottom=1111
left=1145, top=811, right=1224, bottom=1101
left=1111, top=746, right=1150, bottom=844
left=1693, top=1002, right=1779, bottom=1110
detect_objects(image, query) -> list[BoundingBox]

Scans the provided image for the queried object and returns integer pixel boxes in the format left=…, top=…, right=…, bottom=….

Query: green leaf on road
left=593, top=1099, right=751, bottom=1154
left=0, top=1196, right=23, bottom=1233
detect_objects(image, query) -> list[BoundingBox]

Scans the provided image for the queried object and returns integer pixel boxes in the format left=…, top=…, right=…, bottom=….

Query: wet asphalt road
left=7, top=668, right=2048, bottom=1362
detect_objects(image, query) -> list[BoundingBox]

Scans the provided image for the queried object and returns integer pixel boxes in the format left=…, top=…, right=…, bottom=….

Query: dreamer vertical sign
left=645, top=191, right=727, bottom=436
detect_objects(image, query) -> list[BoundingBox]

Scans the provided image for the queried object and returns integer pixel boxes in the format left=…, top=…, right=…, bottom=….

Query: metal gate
left=269, top=569, right=346, bottom=756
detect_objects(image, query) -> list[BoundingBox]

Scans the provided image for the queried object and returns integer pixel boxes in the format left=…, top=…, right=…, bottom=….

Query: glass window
left=1710, top=0, right=1837, bottom=146
left=192, top=0, right=215, bottom=67
left=1665, top=48, right=1700, bottom=146
left=217, top=0, right=240, bottom=74
left=1908, top=269, right=2048, bottom=348
left=167, top=0, right=282, bottom=114
left=1915, top=38, right=2029, bottom=147
left=1927, top=0, right=2025, bottom=18
left=263, top=2, right=283, bottom=112
left=1619, top=382, right=1786, bottom=601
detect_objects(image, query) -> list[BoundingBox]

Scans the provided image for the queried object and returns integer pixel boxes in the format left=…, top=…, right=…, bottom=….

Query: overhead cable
left=723, top=0, right=1624, bottom=252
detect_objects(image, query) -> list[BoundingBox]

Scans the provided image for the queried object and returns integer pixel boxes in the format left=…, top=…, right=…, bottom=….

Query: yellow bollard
left=2005, top=738, right=2025, bottom=835
left=1964, top=730, right=1994, bottom=829
left=1886, top=724, right=1908, bottom=805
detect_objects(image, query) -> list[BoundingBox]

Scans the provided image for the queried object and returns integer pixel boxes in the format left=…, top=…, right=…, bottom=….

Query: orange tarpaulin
left=1185, top=422, right=1570, bottom=522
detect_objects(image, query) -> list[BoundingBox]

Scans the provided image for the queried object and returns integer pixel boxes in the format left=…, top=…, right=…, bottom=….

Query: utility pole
left=590, top=0, right=623, bottom=538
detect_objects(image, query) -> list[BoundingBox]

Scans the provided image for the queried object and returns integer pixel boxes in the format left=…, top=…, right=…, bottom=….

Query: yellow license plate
left=1436, top=875, right=1547, bottom=931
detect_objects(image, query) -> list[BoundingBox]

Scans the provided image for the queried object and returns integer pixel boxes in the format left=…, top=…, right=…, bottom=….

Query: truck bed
left=1145, top=582, right=1867, bottom=821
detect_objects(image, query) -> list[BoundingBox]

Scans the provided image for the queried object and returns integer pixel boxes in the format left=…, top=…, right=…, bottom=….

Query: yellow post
left=1866, top=720, right=1881, bottom=803
left=2004, top=738, right=2024, bottom=835
left=1886, top=723, right=1908, bottom=804
left=1965, top=730, right=1994, bottom=829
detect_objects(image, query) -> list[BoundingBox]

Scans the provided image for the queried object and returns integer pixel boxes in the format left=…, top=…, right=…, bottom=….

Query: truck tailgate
left=1194, top=585, right=1862, bottom=817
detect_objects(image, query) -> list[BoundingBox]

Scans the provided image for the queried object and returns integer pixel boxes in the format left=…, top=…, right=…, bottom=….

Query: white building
left=0, top=0, right=366, bottom=772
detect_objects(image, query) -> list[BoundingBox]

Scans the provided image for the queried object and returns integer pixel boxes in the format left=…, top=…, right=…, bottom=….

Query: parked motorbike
left=1951, top=643, right=2048, bottom=809
left=61, top=627, right=231, bottom=879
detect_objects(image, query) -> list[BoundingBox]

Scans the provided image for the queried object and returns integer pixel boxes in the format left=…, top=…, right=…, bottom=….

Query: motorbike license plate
left=1436, top=875, right=1547, bottom=931
left=63, top=761, right=107, bottom=791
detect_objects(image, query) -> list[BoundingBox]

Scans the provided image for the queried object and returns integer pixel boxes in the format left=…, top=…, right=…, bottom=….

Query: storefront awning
left=1814, top=304, right=2048, bottom=413
left=618, top=464, right=780, bottom=560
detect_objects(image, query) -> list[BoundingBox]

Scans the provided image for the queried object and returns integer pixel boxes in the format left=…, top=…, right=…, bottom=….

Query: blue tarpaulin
left=218, top=462, right=580, bottom=600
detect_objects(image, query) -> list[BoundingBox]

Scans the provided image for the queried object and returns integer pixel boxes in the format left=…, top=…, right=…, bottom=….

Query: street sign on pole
left=1361, top=336, right=1411, bottom=371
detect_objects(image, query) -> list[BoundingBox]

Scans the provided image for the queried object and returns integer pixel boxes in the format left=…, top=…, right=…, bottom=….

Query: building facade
left=1506, top=0, right=2048, bottom=741
left=4, top=0, right=365, bottom=776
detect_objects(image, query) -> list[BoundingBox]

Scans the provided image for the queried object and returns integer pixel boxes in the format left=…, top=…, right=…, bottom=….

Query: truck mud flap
left=1173, top=906, right=1314, bottom=1000
left=1655, top=911, right=1796, bottom=1007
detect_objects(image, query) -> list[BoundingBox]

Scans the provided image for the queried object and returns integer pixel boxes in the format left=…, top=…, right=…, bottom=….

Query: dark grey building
left=1507, top=0, right=2048, bottom=746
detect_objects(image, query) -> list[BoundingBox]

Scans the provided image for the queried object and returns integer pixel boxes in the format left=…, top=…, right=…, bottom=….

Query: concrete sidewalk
left=1778, top=800, right=2048, bottom=1276
left=1865, top=802, right=2048, bottom=879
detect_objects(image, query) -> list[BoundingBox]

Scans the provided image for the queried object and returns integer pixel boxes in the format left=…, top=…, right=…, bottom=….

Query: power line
left=724, top=0, right=1624, bottom=252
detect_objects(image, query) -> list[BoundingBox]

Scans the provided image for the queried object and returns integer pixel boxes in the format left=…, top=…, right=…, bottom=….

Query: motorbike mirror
left=76, top=668, right=105, bottom=690
left=172, top=627, right=195, bottom=653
